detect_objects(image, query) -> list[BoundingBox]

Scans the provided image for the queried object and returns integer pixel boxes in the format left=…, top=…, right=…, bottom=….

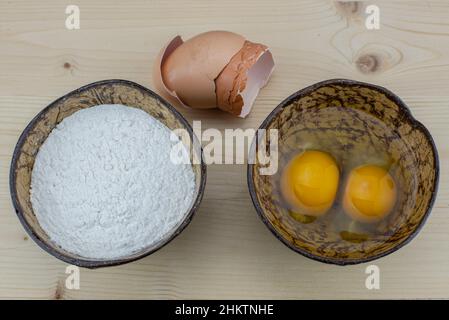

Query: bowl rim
left=9, top=79, right=207, bottom=269
left=247, top=78, right=440, bottom=266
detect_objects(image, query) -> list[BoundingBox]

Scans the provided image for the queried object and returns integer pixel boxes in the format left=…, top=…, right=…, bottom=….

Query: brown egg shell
left=153, top=31, right=275, bottom=117
left=152, top=35, right=189, bottom=108
left=159, top=31, right=246, bottom=109
left=215, top=41, right=274, bottom=118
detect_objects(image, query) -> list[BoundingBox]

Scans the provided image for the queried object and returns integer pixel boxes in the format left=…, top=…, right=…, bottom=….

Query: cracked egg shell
left=153, top=35, right=186, bottom=108
left=153, top=31, right=274, bottom=117
left=215, top=40, right=274, bottom=117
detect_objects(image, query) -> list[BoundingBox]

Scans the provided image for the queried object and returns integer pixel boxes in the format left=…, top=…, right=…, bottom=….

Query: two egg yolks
left=343, top=165, right=397, bottom=223
left=280, top=151, right=397, bottom=222
left=281, top=151, right=339, bottom=217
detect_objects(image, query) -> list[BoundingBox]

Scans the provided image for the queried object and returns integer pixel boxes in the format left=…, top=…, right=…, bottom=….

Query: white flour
left=30, top=104, right=195, bottom=259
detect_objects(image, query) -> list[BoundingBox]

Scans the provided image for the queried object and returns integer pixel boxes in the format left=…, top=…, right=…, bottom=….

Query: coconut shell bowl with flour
left=248, top=79, right=439, bottom=265
left=9, top=79, right=207, bottom=268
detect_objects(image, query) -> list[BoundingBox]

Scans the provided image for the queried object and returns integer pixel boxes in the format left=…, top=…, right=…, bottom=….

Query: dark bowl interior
left=248, top=79, right=439, bottom=265
left=10, top=79, right=206, bottom=268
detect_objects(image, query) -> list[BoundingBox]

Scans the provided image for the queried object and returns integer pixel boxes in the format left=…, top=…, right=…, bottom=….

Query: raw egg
left=280, top=151, right=339, bottom=217
left=343, top=165, right=397, bottom=223
left=153, top=31, right=275, bottom=118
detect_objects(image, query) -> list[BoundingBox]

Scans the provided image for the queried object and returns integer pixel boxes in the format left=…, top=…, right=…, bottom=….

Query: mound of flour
left=30, top=104, right=195, bottom=259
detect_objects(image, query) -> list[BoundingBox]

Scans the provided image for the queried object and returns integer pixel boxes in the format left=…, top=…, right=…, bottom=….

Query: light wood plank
left=1, top=0, right=449, bottom=299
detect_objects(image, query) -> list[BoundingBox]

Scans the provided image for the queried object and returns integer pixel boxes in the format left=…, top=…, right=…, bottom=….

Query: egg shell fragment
left=153, top=31, right=275, bottom=117
left=215, top=40, right=275, bottom=117
left=152, top=35, right=188, bottom=108
left=160, top=31, right=246, bottom=109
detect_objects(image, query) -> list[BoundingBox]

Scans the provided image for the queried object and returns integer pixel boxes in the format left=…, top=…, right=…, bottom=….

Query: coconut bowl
left=248, top=79, right=439, bottom=265
left=10, top=79, right=206, bottom=268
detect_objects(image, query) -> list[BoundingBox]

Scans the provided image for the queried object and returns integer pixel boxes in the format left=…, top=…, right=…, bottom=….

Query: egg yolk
left=280, top=150, right=339, bottom=216
left=343, top=165, right=397, bottom=223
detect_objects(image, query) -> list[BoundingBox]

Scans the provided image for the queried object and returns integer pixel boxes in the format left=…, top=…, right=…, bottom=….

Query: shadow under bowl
left=10, top=79, right=206, bottom=268
left=248, top=79, right=439, bottom=265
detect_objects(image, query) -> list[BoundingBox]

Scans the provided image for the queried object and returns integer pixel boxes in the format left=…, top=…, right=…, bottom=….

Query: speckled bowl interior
left=248, top=79, right=439, bottom=265
left=10, top=79, right=206, bottom=268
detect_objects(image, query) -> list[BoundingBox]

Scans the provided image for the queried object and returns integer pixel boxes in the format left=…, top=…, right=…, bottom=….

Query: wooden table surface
left=1, top=0, right=448, bottom=299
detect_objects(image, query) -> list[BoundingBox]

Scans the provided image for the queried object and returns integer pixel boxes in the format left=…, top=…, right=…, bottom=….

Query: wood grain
left=1, top=0, right=449, bottom=299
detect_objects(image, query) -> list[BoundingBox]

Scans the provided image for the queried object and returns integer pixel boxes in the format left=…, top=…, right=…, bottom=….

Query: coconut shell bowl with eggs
left=9, top=79, right=207, bottom=268
left=248, top=79, right=439, bottom=265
